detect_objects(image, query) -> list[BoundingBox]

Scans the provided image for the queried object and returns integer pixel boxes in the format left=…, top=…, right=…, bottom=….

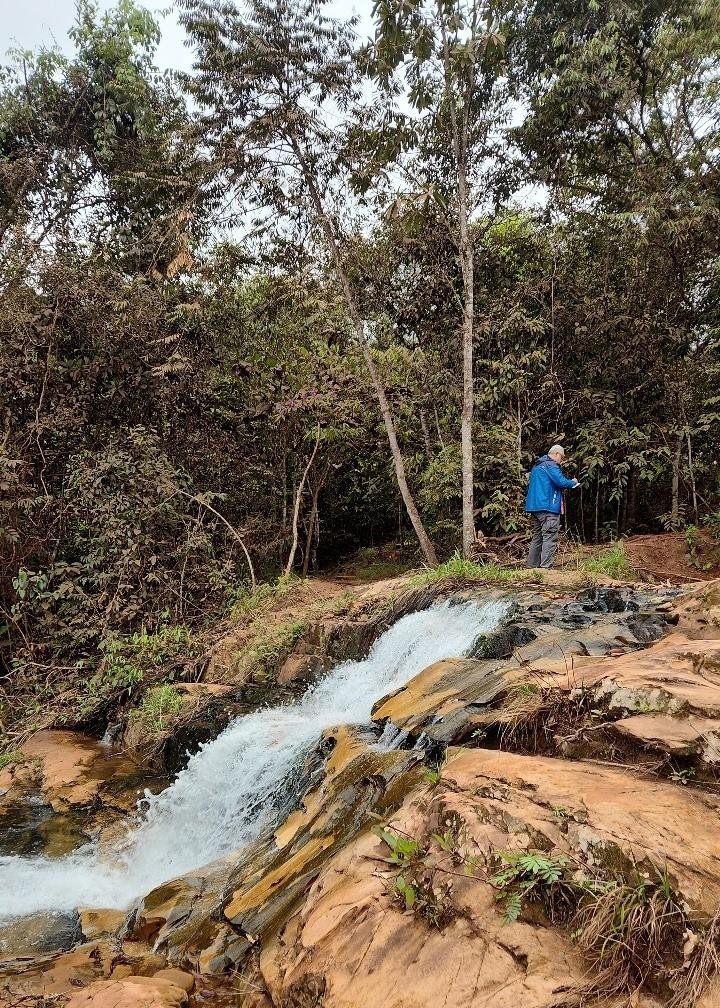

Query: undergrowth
left=228, top=574, right=301, bottom=619
left=0, top=748, right=23, bottom=771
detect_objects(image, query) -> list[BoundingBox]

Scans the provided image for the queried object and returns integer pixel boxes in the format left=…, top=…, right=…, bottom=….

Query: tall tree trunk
left=292, top=139, right=437, bottom=565
left=460, top=235, right=475, bottom=559
left=438, top=0, right=475, bottom=558
left=686, top=427, right=698, bottom=522
left=285, top=427, right=321, bottom=578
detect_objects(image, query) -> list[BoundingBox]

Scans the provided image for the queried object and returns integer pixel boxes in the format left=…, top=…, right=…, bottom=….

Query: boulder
left=277, top=653, right=325, bottom=685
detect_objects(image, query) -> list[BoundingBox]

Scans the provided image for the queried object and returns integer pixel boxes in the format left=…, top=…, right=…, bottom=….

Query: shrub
left=84, top=622, right=198, bottom=708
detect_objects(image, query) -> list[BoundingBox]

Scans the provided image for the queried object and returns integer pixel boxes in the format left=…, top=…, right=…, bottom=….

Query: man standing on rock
left=525, top=445, right=580, bottom=568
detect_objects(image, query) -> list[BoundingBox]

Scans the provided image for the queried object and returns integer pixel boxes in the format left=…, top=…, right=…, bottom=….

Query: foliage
left=489, top=850, right=569, bottom=924
left=98, top=623, right=197, bottom=692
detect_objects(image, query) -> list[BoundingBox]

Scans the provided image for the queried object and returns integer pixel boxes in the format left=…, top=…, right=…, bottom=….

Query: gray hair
left=548, top=444, right=566, bottom=457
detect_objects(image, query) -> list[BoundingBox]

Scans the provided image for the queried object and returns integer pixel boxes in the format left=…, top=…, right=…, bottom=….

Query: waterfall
left=0, top=598, right=506, bottom=919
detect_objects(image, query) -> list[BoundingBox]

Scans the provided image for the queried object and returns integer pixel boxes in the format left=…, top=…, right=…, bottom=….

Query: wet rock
left=130, top=726, right=424, bottom=969
left=277, top=654, right=325, bottom=685
left=0, top=910, right=82, bottom=958
left=0, top=794, right=89, bottom=857
left=79, top=908, right=127, bottom=941
left=575, top=586, right=641, bottom=613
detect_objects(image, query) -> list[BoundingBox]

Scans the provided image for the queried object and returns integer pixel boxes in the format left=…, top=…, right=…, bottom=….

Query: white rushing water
left=0, top=599, right=506, bottom=919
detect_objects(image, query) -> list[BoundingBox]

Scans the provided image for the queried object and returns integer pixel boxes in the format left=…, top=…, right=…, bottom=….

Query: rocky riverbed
left=1, top=575, right=719, bottom=1008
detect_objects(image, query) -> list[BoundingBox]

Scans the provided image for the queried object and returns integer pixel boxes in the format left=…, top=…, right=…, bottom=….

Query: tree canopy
left=1, top=0, right=719, bottom=738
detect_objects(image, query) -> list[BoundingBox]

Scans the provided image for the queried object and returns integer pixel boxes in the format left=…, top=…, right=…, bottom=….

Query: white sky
left=1, top=0, right=374, bottom=71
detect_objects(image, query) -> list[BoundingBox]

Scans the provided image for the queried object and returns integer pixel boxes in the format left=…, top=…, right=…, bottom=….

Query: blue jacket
left=525, top=455, right=578, bottom=514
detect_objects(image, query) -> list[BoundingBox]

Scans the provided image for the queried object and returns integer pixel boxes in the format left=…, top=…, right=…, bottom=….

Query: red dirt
left=625, top=532, right=720, bottom=583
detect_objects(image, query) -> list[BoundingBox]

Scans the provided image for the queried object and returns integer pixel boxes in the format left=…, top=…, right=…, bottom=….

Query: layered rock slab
left=255, top=748, right=720, bottom=1008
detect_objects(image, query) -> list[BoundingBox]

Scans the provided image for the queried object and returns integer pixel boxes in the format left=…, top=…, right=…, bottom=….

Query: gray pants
left=526, top=511, right=561, bottom=568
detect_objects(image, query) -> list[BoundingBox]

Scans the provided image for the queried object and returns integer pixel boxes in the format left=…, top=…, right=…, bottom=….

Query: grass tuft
left=668, top=908, right=720, bottom=1008
left=0, top=749, right=23, bottom=771
left=416, top=551, right=539, bottom=586
left=575, top=540, right=635, bottom=580
left=575, top=869, right=686, bottom=1000
left=130, top=684, right=185, bottom=734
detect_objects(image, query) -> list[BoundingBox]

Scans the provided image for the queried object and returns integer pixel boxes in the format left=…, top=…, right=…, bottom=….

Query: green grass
left=229, top=574, right=301, bottom=619
left=576, top=541, right=634, bottom=580
left=414, top=551, right=539, bottom=586
left=130, top=684, right=185, bottom=733
left=0, top=749, right=23, bottom=771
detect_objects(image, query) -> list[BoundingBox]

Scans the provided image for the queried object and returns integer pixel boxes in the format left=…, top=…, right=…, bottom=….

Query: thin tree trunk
left=291, top=139, right=437, bottom=565
left=460, top=235, right=475, bottom=559
left=686, top=427, right=698, bottom=522
left=671, top=432, right=683, bottom=527
left=286, top=426, right=321, bottom=578
left=170, top=488, right=256, bottom=590
left=419, top=409, right=433, bottom=456
left=301, top=463, right=327, bottom=577
left=594, top=479, right=600, bottom=543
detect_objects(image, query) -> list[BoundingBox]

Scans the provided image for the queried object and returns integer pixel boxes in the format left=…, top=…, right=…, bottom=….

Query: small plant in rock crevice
left=372, top=820, right=476, bottom=928
left=670, top=766, right=695, bottom=785
left=489, top=850, right=574, bottom=924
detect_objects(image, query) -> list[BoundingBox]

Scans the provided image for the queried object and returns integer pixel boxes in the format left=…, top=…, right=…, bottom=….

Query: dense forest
left=1, top=0, right=719, bottom=726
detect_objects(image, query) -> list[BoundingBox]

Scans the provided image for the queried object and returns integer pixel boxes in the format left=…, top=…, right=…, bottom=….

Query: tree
left=178, top=0, right=438, bottom=564
left=366, top=0, right=511, bottom=557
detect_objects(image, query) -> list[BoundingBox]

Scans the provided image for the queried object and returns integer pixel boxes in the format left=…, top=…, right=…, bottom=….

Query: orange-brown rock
left=66, top=974, right=189, bottom=1007
left=255, top=747, right=720, bottom=1008
left=611, top=712, right=720, bottom=761
left=80, top=908, right=127, bottom=940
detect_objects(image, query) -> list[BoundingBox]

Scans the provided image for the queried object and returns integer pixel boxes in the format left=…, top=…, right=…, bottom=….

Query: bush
left=89, top=623, right=198, bottom=701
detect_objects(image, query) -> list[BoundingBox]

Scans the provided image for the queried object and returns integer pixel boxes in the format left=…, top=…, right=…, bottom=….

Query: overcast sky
left=2, top=0, right=374, bottom=71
